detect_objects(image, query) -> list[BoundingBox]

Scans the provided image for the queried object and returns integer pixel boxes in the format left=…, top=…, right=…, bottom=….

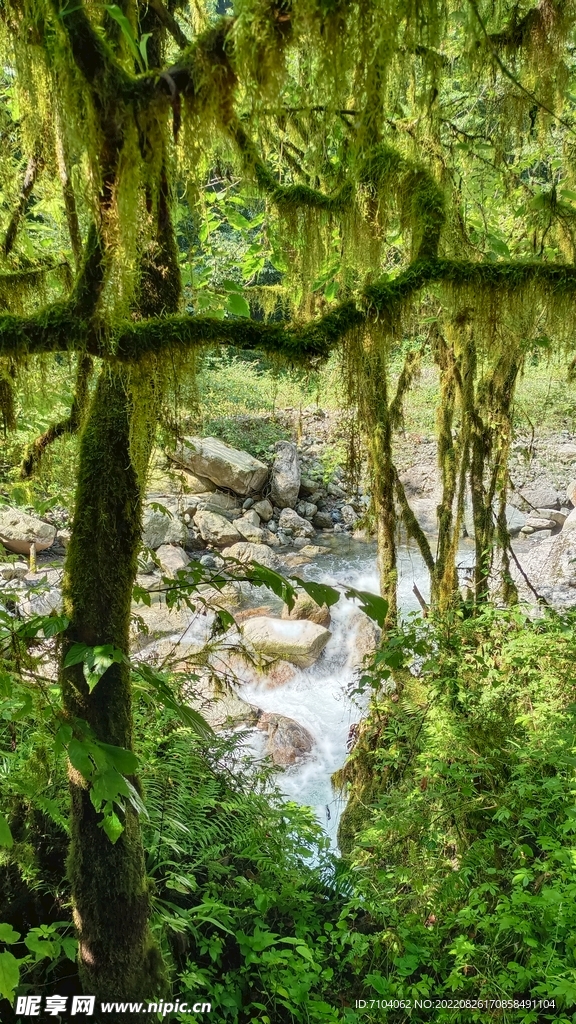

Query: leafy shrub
left=344, top=607, right=576, bottom=1022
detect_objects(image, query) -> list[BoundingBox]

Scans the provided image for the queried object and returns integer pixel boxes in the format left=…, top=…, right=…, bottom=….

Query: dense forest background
left=2, top=0, right=576, bottom=1022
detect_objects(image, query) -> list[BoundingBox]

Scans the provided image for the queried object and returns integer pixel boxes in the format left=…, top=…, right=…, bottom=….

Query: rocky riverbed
left=3, top=415, right=576, bottom=807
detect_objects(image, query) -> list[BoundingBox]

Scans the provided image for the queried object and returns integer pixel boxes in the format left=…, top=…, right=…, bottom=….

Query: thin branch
left=3, top=154, right=43, bottom=256
left=147, top=0, right=190, bottom=48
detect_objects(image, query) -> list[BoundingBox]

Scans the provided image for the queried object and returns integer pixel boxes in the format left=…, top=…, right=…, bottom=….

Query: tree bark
left=61, top=366, right=164, bottom=1011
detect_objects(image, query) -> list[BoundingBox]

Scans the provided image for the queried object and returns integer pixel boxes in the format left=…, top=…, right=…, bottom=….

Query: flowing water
left=239, top=536, right=475, bottom=847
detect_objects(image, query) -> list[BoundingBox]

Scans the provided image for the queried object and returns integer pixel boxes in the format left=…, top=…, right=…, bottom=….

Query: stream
left=240, top=535, right=475, bottom=847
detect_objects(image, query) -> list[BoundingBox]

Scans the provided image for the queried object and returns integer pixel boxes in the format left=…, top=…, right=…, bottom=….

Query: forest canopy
left=2, top=0, right=576, bottom=1022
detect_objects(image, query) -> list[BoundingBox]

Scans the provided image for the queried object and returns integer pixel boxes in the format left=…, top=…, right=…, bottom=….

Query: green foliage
left=343, top=607, right=576, bottom=1021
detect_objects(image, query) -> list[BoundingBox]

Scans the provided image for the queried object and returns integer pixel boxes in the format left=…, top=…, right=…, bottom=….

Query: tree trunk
left=61, top=365, right=163, bottom=1010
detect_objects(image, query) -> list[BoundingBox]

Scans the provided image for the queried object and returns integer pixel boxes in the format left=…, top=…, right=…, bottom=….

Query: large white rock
left=278, top=507, right=315, bottom=538
left=172, top=437, right=268, bottom=496
left=241, top=615, right=331, bottom=668
left=0, top=508, right=56, bottom=555
left=257, top=712, right=313, bottom=765
left=221, top=542, right=279, bottom=569
left=282, top=591, right=331, bottom=628
left=270, top=441, right=301, bottom=509
left=193, top=510, right=242, bottom=546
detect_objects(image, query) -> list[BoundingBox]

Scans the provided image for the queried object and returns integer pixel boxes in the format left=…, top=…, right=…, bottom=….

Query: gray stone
left=194, top=491, right=241, bottom=515
left=282, top=591, right=331, bottom=627
left=519, top=483, right=562, bottom=510
left=143, top=501, right=187, bottom=549
left=312, top=511, right=333, bottom=530
left=270, top=442, right=301, bottom=509
left=327, top=482, right=346, bottom=498
left=267, top=520, right=278, bottom=533
left=193, top=510, right=242, bottom=546
left=296, top=501, right=318, bottom=519
left=0, top=508, right=56, bottom=555
left=278, top=508, right=315, bottom=538
left=299, top=475, right=319, bottom=497
left=243, top=498, right=254, bottom=510
left=172, top=437, right=268, bottom=496
left=341, top=504, right=358, bottom=527
left=156, top=544, right=189, bottom=577
left=525, top=516, right=558, bottom=530
left=257, top=712, right=313, bottom=766
left=0, top=561, right=28, bottom=581
left=235, top=515, right=265, bottom=544
left=537, top=508, right=568, bottom=525
left=221, top=542, right=280, bottom=569
left=241, top=615, right=331, bottom=668
left=253, top=499, right=273, bottom=522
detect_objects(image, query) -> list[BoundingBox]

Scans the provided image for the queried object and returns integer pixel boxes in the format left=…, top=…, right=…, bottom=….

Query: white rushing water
left=239, top=536, right=468, bottom=846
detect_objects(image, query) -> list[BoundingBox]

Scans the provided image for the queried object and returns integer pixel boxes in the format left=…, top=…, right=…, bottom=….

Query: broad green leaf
left=226, top=210, right=251, bottom=230
left=138, top=32, right=152, bottom=69
left=0, top=924, right=20, bottom=944
left=292, top=577, right=340, bottom=609
left=226, top=292, right=250, bottom=318
left=221, top=279, right=243, bottom=292
left=345, top=588, right=389, bottom=627
left=90, top=768, right=130, bottom=808
left=242, top=562, right=296, bottom=609
left=0, top=813, right=13, bottom=849
left=67, top=738, right=93, bottom=779
left=63, top=642, right=90, bottom=669
left=324, top=279, right=339, bottom=301
left=96, top=742, right=138, bottom=775
left=100, top=812, right=124, bottom=844
left=62, top=936, right=78, bottom=961
left=0, top=950, right=19, bottom=1001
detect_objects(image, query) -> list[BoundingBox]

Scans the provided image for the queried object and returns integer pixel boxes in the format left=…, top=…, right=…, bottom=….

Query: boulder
left=312, top=511, right=333, bottom=530
left=519, top=482, right=562, bottom=510
left=143, top=502, right=187, bottom=549
left=253, top=499, right=273, bottom=522
left=270, top=442, right=301, bottom=509
left=221, top=542, right=279, bottom=569
left=296, top=500, right=318, bottom=519
left=0, top=508, right=56, bottom=555
left=235, top=514, right=265, bottom=544
left=327, top=482, right=346, bottom=498
left=241, top=615, right=331, bottom=667
left=278, top=507, right=315, bottom=538
left=537, top=508, right=568, bottom=526
left=512, top=527, right=576, bottom=606
left=193, top=510, right=242, bottom=547
left=341, top=504, right=358, bottom=527
left=172, top=437, right=268, bottom=496
left=562, top=508, right=576, bottom=533
left=156, top=544, right=189, bottom=577
left=524, top=516, right=558, bottom=531
left=257, top=711, right=313, bottom=765
left=194, top=491, right=240, bottom=515
left=282, top=591, right=331, bottom=628
left=299, top=474, right=320, bottom=497
left=180, top=471, right=216, bottom=494
left=567, top=480, right=576, bottom=507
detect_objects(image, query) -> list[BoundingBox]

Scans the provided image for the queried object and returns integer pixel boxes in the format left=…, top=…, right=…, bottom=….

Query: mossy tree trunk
left=61, top=366, right=163, bottom=1009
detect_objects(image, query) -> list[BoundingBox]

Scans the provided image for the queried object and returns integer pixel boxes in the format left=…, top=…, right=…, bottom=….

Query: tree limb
left=3, top=154, right=43, bottom=257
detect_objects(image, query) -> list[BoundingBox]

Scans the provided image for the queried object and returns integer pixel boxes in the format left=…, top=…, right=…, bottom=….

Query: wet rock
left=221, top=542, right=280, bottom=569
left=278, top=508, right=315, bottom=538
left=172, top=437, right=268, bottom=496
left=156, top=544, right=189, bottom=577
left=282, top=591, right=331, bottom=628
left=253, top=499, right=273, bottom=522
left=257, top=711, right=314, bottom=765
left=143, top=500, right=187, bottom=549
left=241, top=615, right=331, bottom=668
left=270, top=441, right=301, bottom=509
left=0, top=508, right=56, bottom=555
left=193, top=510, right=242, bottom=547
